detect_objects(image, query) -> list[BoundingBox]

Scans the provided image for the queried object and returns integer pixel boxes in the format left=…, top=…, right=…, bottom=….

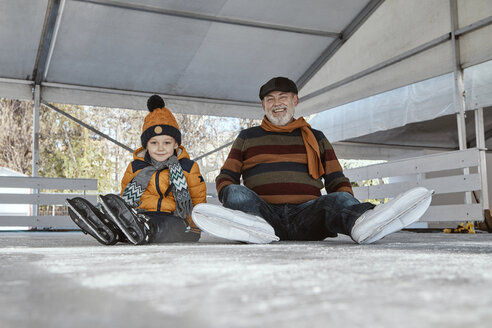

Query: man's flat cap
left=259, top=77, right=298, bottom=100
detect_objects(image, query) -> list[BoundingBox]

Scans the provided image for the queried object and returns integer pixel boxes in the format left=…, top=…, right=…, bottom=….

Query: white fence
left=206, top=149, right=488, bottom=223
left=0, top=176, right=97, bottom=229
left=344, top=148, right=488, bottom=223
left=5, top=148, right=477, bottom=229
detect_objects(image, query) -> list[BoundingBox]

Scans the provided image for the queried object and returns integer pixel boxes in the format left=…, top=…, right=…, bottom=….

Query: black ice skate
left=100, top=194, right=152, bottom=245
left=66, top=197, right=125, bottom=245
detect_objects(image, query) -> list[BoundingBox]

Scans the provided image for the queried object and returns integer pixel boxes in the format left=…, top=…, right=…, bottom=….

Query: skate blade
left=67, top=200, right=114, bottom=245
left=100, top=196, right=140, bottom=245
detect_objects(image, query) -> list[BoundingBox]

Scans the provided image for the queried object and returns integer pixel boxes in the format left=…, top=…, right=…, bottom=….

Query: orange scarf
left=261, top=116, right=325, bottom=179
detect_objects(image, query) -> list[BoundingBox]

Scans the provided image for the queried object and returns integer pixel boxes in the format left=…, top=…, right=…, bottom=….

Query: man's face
left=262, top=91, right=298, bottom=126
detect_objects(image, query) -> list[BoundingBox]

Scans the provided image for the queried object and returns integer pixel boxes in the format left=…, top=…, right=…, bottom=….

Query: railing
left=0, top=176, right=97, bottom=229
left=344, top=148, right=488, bottom=223
left=201, top=149, right=489, bottom=224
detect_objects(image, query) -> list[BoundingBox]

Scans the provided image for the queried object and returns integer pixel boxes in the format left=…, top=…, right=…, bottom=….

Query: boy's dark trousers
left=144, top=212, right=200, bottom=243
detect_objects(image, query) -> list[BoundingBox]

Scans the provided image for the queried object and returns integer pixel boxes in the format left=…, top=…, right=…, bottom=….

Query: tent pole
left=32, top=85, right=41, bottom=216
left=475, top=107, right=489, bottom=210
left=450, top=0, right=467, bottom=151
left=32, top=85, right=40, bottom=177
left=42, top=102, right=133, bottom=153
left=450, top=0, right=472, bottom=205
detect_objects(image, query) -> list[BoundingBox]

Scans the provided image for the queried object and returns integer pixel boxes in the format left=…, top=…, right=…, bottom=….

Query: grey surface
left=346, top=109, right=492, bottom=150
left=0, top=0, right=368, bottom=103
left=1, top=231, right=492, bottom=328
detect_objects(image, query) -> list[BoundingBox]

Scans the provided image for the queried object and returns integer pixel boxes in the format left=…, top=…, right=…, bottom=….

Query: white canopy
left=0, top=0, right=383, bottom=117
left=0, top=0, right=491, bottom=151
left=311, top=60, right=492, bottom=151
left=298, top=0, right=492, bottom=116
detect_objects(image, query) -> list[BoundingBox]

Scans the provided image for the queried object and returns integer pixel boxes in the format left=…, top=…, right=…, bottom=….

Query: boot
left=66, top=197, right=125, bottom=245
left=100, top=194, right=153, bottom=245
left=192, top=203, right=279, bottom=244
left=351, top=187, right=433, bottom=244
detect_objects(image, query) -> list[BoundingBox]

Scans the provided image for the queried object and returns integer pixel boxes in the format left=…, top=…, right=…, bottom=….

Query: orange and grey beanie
left=141, top=95, right=181, bottom=148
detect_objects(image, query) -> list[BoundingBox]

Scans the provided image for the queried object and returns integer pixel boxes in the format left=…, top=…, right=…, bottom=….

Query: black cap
left=259, top=77, right=298, bottom=100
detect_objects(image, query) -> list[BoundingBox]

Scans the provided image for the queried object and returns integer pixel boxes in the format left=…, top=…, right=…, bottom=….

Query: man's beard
left=266, top=106, right=293, bottom=126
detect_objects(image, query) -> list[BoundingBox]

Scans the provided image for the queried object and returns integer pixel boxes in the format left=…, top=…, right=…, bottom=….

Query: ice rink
left=1, top=231, right=491, bottom=328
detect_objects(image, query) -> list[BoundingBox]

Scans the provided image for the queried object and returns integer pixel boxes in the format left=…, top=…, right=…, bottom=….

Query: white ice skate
left=351, top=187, right=433, bottom=244
left=192, top=203, right=279, bottom=244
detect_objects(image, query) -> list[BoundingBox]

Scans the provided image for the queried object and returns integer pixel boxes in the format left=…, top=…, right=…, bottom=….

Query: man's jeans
left=220, top=185, right=375, bottom=241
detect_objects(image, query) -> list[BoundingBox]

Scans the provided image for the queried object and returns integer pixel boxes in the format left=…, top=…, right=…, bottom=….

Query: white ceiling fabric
left=2, top=0, right=376, bottom=118
left=297, top=0, right=492, bottom=117
left=0, top=0, right=491, bottom=144
left=310, top=73, right=456, bottom=143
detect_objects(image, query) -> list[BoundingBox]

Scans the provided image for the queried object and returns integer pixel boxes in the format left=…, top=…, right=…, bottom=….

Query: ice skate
left=351, top=187, right=433, bottom=244
left=66, top=197, right=125, bottom=245
left=192, top=203, right=279, bottom=244
left=100, top=193, right=152, bottom=245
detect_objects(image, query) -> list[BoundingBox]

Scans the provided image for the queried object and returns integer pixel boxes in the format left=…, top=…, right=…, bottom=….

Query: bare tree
left=1, top=97, right=260, bottom=190
left=0, top=98, right=33, bottom=175
left=176, top=113, right=260, bottom=182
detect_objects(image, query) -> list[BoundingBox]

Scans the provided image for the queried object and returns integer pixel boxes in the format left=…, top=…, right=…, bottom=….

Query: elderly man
left=193, top=77, right=432, bottom=244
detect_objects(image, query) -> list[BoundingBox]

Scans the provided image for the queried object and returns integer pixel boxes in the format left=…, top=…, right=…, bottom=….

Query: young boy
left=67, top=95, right=206, bottom=245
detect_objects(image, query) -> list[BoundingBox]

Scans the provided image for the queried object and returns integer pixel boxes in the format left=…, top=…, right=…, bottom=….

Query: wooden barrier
left=344, top=148, right=487, bottom=222
left=0, top=176, right=97, bottom=229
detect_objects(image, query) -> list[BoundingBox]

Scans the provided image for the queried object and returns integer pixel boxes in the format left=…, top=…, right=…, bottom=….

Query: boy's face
left=146, top=135, right=178, bottom=162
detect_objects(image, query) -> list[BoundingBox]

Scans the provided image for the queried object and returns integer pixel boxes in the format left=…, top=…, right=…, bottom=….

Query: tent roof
left=1, top=1, right=492, bottom=158
left=0, top=0, right=382, bottom=117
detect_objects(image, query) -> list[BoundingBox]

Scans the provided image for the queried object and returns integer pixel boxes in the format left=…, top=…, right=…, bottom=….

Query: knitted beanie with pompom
left=140, top=95, right=181, bottom=148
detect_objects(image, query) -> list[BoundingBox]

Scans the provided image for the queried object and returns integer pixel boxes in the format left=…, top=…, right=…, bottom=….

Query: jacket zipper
left=155, top=171, right=163, bottom=211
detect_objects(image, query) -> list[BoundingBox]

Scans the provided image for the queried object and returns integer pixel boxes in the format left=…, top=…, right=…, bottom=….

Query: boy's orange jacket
left=121, top=145, right=206, bottom=232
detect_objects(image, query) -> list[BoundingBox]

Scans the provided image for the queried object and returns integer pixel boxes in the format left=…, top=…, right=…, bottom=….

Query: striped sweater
left=216, top=126, right=353, bottom=204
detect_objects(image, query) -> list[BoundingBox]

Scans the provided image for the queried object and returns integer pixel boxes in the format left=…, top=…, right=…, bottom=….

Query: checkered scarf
left=121, top=155, right=192, bottom=219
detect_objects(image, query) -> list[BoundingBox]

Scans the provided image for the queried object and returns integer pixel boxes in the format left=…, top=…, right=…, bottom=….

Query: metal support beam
left=455, top=15, right=492, bottom=36
left=76, top=0, right=339, bottom=37
left=297, top=0, right=385, bottom=88
left=475, top=107, right=489, bottom=210
left=42, top=102, right=133, bottom=153
left=32, top=86, right=41, bottom=177
left=41, top=81, right=259, bottom=107
left=32, top=0, right=61, bottom=84
left=43, top=0, right=66, bottom=81
left=0, top=77, right=33, bottom=85
left=193, top=141, right=233, bottom=162
left=450, top=0, right=467, bottom=151
left=336, top=140, right=456, bottom=152
left=32, top=85, right=41, bottom=216
left=450, top=0, right=471, bottom=205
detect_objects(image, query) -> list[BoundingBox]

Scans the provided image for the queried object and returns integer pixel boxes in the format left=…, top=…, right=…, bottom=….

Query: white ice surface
left=1, top=232, right=492, bottom=328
